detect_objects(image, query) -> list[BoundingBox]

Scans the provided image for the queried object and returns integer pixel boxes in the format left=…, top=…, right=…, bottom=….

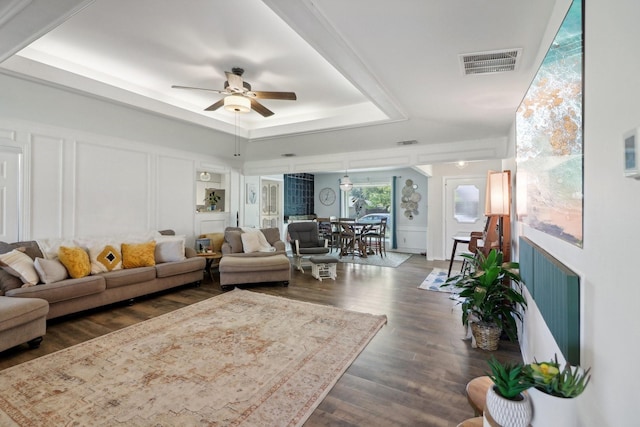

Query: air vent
left=397, top=140, right=418, bottom=146
left=459, top=48, right=522, bottom=75
left=281, top=153, right=296, bottom=157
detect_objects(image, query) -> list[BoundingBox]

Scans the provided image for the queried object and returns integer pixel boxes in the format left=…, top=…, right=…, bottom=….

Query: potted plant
left=523, top=355, right=591, bottom=426
left=444, top=249, right=527, bottom=350
left=485, top=357, right=533, bottom=427
left=207, top=191, right=221, bottom=211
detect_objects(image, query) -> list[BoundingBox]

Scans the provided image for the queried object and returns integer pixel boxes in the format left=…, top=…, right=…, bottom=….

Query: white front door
left=0, top=149, right=20, bottom=242
left=444, top=176, right=486, bottom=260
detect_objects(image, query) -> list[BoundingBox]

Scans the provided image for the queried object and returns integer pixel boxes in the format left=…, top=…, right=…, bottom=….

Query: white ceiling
left=0, top=0, right=570, bottom=162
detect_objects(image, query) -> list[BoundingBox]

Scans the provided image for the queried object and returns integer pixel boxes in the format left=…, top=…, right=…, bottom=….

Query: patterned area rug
left=337, top=251, right=412, bottom=268
left=418, top=267, right=458, bottom=293
left=0, top=290, right=386, bottom=426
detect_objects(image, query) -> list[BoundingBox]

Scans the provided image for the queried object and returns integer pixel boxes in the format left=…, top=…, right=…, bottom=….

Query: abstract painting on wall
left=516, top=0, right=583, bottom=247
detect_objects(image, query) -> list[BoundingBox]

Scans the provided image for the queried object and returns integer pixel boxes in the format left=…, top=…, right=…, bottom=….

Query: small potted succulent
left=485, top=357, right=533, bottom=427
left=523, top=355, right=591, bottom=426
left=524, top=355, right=591, bottom=398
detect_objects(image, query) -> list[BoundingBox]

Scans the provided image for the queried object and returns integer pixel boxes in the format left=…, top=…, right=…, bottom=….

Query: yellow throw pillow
left=121, top=241, right=156, bottom=269
left=58, top=246, right=91, bottom=279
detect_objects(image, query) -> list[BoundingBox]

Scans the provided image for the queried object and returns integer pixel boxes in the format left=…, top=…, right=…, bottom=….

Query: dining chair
left=315, top=218, right=336, bottom=250
left=362, top=218, right=387, bottom=257
left=338, top=222, right=358, bottom=259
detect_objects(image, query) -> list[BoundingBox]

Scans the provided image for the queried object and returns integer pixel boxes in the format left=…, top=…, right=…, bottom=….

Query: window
left=453, top=184, right=479, bottom=223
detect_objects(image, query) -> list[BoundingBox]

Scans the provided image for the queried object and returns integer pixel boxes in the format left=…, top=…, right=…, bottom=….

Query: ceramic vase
left=484, top=385, right=532, bottom=427
left=528, top=386, right=579, bottom=427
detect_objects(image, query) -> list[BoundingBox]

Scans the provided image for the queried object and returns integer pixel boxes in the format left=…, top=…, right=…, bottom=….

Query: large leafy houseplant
left=445, top=249, right=527, bottom=343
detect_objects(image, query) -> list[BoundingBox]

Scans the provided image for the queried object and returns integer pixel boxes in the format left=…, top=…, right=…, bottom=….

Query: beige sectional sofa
left=0, top=231, right=205, bottom=320
left=218, top=227, right=291, bottom=290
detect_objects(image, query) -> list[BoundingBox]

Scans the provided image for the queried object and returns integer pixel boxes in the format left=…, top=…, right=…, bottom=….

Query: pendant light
left=339, top=171, right=353, bottom=191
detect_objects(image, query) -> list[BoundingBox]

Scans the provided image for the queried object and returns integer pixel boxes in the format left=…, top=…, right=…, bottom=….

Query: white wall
left=513, top=1, right=640, bottom=425
left=0, top=73, right=241, bottom=247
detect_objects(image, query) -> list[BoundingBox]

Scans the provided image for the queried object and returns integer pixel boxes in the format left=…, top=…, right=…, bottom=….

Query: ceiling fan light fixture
left=224, top=95, right=250, bottom=113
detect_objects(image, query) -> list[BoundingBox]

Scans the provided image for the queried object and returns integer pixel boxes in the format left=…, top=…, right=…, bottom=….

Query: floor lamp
left=485, top=170, right=512, bottom=262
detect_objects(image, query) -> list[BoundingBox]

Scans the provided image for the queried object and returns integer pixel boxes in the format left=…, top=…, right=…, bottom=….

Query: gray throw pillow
left=0, top=268, right=22, bottom=295
left=224, top=230, right=244, bottom=253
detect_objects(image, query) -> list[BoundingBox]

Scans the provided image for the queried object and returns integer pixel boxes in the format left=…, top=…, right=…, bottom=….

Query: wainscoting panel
left=519, top=237, right=581, bottom=365
left=30, top=133, right=64, bottom=238
left=157, top=155, right=194, bottom=236
left=75, top=141, right=151, bottom=236
left=395, top=225, right=427, bottom=254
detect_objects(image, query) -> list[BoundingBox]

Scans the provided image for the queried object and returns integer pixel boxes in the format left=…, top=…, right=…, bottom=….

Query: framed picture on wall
left=624, top=128, right=639, bottom=178
left=246, top=183, right=257, bottom=204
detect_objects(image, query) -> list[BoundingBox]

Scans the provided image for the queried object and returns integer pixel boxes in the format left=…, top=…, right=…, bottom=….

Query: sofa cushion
left=102, top=267, right=156, bottom=288
left=224, top=230, right=244, bottom=253
left=0, top=296, right=49, bottom=333
left=122, top=241, right=156, bottom=268
left=58, top=246, right=91, bottom=279
left=6, top=276, right=105, bottom=304
left=0, top=249, right=39, bottom=286
left=34, top=257, right=68, bottom=284
left=155, top=257, right=205, bottom=278
left=89, top=244, right=123, bottom=274
left=219, top=254, right=290, bottom=273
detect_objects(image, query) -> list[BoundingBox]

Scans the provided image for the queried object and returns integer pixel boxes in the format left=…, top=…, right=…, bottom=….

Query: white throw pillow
left=154, top=235, right=186, bottom=263
left=34, top=257, right=69, bottom=284
left=241, top=232, right=263, bottom=253
left=0, top=249, right=39, bottom=286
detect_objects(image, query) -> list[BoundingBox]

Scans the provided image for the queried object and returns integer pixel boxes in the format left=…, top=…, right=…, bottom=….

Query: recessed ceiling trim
left=459, top=48, right=522, bottom=76
left=263, top=0, right=406, bottom=121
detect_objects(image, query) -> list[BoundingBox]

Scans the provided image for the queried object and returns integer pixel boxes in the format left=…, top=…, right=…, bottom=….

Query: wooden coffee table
left=196, top=252, right=222, bottom=282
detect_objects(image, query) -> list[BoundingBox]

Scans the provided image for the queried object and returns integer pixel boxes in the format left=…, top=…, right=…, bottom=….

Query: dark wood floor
left=0, top=254, right=522, bottom=426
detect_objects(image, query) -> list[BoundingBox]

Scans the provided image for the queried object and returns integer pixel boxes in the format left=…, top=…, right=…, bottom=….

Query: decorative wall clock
left=319, top=187, right=336, bottom=206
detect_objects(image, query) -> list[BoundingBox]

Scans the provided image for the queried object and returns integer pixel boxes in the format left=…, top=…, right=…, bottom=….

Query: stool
left=466, top=376, right=493, bottom=416
left=309, top=255, right=338, bottom=281
left=0, top=296, right=49, bottom=352
left=457, top=417, right=484, bottom=427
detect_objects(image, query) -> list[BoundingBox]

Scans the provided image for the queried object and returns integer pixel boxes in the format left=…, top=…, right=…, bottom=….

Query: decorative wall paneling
left=395, top=225, right=427, bottom=254
left=519, top=237, right=581, bottom=365
left=1, top=119, right=236, bottom=244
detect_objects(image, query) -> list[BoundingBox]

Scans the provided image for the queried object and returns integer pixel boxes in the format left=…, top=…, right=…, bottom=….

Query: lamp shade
left=224, top=95, right=251, bottom=113
left=485, top=170, right=511, bottom=216
left=339, top=175, right=353, bottom=191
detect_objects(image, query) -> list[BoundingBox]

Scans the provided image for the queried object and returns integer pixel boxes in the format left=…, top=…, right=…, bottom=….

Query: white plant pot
left=528, top=386, right=579, bottom=427
left=485, top=385, right=532, bottom=427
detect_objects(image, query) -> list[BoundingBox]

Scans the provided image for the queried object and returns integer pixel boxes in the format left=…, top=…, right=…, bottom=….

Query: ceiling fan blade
left=204, top=99, right=225, bottom=111
left=171, top=85, right=227, bottom=94
left=225, top=71, right=244, bottom=92
left=250, top=98, right=274, bottom=117
left=253, top=91, right=297, bottom=100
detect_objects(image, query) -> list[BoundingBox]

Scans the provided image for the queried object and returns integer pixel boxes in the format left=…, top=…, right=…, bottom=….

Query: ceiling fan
left=171, top=67, right=296, bottom=117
